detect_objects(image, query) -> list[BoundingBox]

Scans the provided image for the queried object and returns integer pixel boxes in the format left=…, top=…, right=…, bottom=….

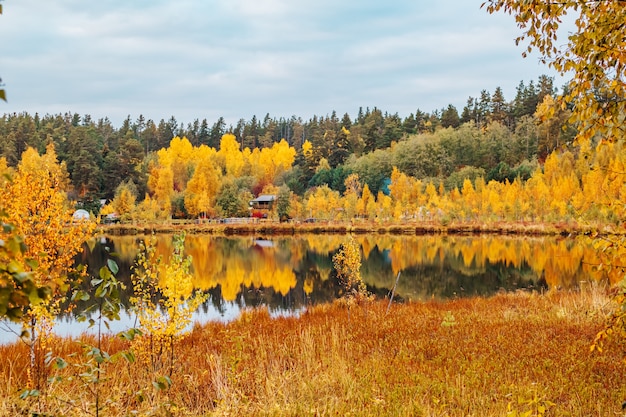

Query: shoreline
left=98, top=219, right=611, bottom=237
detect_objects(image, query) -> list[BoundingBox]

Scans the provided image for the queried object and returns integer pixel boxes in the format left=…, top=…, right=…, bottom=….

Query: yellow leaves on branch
left=333, top=235, right=368, bottom=302
left=482, top=0, right=626, bottom=144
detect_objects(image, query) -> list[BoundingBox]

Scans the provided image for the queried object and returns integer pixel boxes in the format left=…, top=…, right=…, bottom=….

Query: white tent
left=72, top=209, right=90, bottom=221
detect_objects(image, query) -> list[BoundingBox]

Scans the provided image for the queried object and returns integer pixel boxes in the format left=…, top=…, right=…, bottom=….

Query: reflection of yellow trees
left=185, top=235, right=223, bottom=289
left=369, top=236, right=608, bottom=289
left=110, top=236, right=143, bottom=265
left=304, top=234, right=345, bottom=255
left=110, top=235, right=615, bottom=301
left=188, top=237, right=300, bottom=301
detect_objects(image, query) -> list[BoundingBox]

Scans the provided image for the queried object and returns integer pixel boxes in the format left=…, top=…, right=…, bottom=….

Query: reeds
left=1, top=289, right=624, bottom=416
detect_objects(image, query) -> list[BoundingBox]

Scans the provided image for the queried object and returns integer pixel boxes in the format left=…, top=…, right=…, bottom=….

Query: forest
left=2, top=0, right=626, bottom=414
left=2, top=74, right=596, bottom=226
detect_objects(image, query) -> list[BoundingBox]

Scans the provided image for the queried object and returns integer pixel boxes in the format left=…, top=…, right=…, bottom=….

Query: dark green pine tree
left=490, top=87, right=508, bottom=125
left=441, top=105, right=461, bottom=128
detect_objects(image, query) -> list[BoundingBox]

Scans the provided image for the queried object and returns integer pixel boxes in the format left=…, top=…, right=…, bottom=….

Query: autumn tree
left=357, top=183, right=376, bottom=219
left=342, top=173, right=362, bottom=219
left=111, top=180, right=138, bottom=221
left=305, top=185, right=342, bottom=220
left=0, top=144, right=95, bottom=390
left=130, top=233, right=207, bottom=387
left=159, top=136, right=195, bottom=191
left=1, top=145, right=94, bottom=292
left=148, top=162, right=174, bottom=219
left=218, top=133, right=245, bottom=177
left=184, top=157, right=221, bottom=218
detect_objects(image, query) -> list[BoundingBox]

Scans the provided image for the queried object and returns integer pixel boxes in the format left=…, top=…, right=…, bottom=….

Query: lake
left=0, top=233, right=608, bottom=342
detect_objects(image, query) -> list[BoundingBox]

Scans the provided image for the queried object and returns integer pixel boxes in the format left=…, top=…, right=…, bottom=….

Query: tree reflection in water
left=72, top=233, right=609, bottom=319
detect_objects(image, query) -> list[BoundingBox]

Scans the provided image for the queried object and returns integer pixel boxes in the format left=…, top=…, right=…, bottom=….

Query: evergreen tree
left=441, top=105, right=461, bottom=129
left=490, top=87, right=508, bottom=124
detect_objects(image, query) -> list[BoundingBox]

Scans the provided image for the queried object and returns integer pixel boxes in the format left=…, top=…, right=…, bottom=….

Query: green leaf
left=94, top=285, right=108, bottom=298
left=99, top=266, right=112, bottom=280
left=121, top=351, right=136, bottom=363
left=107, top=258, right=119, bottom=275
left=72, top=290, right=90, bottom=302
left=54, top=357, right=67, bottom=370
left=152, top=375, right=172, bottom=391
left=19, top=389, right=40, bottom=399
left=6, top=259, right=22, bottom=274
left=0, top=89, right=6, bottom=102
left=119, top=328, right=142, bottom=341
left=28, top=288, right=43, bottom=305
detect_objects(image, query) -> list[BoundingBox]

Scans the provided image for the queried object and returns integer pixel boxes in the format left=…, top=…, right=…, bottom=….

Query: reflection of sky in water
left=0, top=302, right=243, bottom=345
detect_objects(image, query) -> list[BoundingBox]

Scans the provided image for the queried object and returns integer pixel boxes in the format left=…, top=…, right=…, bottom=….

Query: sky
left=0, top=0, right=568, bottom=128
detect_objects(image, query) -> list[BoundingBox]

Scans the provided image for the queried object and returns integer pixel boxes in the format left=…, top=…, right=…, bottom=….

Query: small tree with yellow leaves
left=129, top=233, right=207, bottom=407
left=333, top=235, right=369, bottom=306
left=0, top=145, right=95, bottom=395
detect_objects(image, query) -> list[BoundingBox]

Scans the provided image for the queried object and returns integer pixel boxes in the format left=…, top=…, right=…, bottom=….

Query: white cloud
left=0, top=0, right=567, bottom=126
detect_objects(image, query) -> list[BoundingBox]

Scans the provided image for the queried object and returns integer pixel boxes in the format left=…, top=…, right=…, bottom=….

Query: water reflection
left=1, top=234, right=609, bottom=342
left=76, top=233, right=607, bottom=317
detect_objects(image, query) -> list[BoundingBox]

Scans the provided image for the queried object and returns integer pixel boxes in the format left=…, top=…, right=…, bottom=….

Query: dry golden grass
left=1, top=288, right=625, bottom=416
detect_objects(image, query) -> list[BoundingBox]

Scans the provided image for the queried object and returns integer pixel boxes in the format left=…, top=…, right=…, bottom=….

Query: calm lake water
left=0, top=233, right=607, bottom=342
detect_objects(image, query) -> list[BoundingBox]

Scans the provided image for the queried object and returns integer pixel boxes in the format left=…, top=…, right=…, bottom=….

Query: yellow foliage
left=305, top=185, right=342, bottom=220
left=333, top=235, right=368, bottom=302
left=218, top=133, right=245, bottom=177
left=302, top=140, right=313, bottom=158
left=184, top=157, right=221, bottom=218
left=0, top=145, right=95, bottom=291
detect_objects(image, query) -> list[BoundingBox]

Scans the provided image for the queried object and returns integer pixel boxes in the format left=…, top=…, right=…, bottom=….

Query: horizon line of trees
left=0, top=75, right=573, bottom=217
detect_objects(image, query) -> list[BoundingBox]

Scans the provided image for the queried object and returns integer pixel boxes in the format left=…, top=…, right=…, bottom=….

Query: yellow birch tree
left=0, top=144, right=95, bottom=390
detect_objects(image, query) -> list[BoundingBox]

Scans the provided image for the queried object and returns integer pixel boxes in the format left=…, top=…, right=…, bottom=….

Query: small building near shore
left=249, top=194, right=277, bottom=210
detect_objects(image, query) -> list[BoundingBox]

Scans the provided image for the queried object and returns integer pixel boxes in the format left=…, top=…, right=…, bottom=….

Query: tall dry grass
left=1, top=288, right=624, bottom=416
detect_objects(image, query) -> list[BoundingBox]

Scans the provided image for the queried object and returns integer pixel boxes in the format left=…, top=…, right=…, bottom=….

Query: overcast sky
left=0, top=0, right=567, bottom=128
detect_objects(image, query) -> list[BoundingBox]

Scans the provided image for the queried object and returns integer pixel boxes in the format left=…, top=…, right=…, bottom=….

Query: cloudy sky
left=0, top=0, right=567, bottom=128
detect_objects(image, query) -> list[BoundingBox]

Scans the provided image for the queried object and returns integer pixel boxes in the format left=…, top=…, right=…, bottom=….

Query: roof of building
left=250, top=194, right=276, bottom=203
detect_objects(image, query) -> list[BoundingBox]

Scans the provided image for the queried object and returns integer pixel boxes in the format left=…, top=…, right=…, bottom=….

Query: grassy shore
left=1, top=287, right=624, bottom=416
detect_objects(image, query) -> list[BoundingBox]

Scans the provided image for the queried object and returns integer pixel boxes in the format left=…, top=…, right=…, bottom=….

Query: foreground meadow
left=1, top=288, right=625, bottom=416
